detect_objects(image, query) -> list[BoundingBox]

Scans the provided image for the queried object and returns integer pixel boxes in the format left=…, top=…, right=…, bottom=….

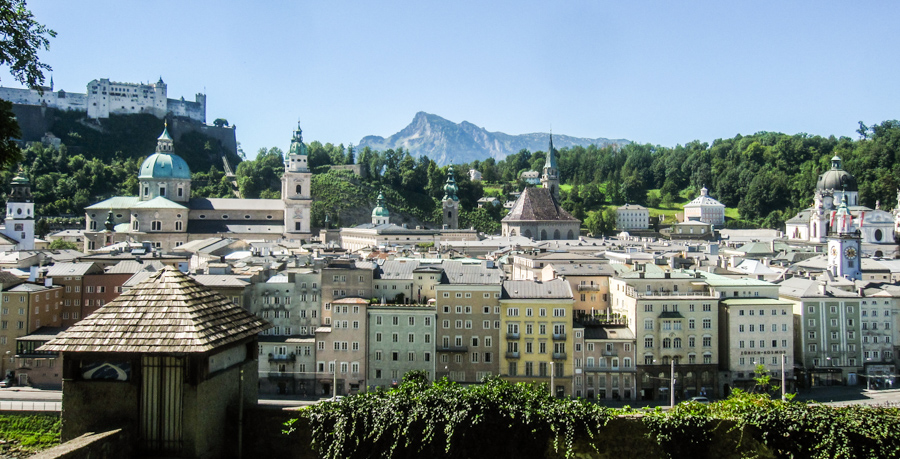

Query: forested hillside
left=7, top=114, right=900, bottom=237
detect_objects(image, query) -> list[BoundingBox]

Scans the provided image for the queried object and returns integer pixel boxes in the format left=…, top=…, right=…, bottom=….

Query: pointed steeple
left=544, top=132, right=557, bottom=170
left=541, top=130, right=560, bottom=201
left=289, top=120, right=308, bottom=156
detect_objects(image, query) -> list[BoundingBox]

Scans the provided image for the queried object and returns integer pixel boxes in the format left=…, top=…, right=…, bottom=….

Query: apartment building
left=701, top=273, right=795, bottom=393
left=315, top=297, right=368, bottom=396
left=610, top=266, right=720, bottom=401
left=500, top=279, right=574, bottom=397
left=367, top=303, right=436, bottom=388
left=0, top=283, right=63, bottom=379
left=45, top=262, right=103, bottom=327
left=321, top=259, right=375, bottom=325
left=435, top=260, right=502, bottom=384
left=778, top=277, right=862, bottom=387
left=575, top=322, right=637, bottom=401
left=546, top=263, right=615, bottom=315
left=249, top=268, right=321, bottom=395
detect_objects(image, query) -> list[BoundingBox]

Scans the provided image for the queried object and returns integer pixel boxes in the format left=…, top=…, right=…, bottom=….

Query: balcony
left=552, top=352, right=567, bottom=360
left=506, top=332, right=520, bottom=340
left=437, top=345, right=468, bottom=352
left=624, top=288, right=719, bottom=299
left=268, top=353, right=297, bottom=363
left=576, top=284, right=601, bottom=292
left=505, top=351, right=520, bottom=359
left=583, top=366, right=632, bottom=373
left=602, top=351, right=617, bottom=356
left=552, top=333, right=566, bottom=341
left=267, top=372, right=294, bottom=380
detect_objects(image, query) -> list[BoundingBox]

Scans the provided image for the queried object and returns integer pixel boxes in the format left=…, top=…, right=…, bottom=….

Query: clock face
left=845, top=247, right=857, bottom=259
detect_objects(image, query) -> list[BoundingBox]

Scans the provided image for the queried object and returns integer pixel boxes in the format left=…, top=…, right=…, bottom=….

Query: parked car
left=690, top=396, right=710, bottom=404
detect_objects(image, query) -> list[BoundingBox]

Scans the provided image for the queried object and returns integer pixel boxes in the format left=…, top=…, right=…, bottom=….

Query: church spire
left=541, top=130, right=560, bottom=201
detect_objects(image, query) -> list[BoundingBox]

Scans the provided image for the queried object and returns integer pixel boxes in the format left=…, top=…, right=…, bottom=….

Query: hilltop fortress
left=0, top=77, right=205, bottom=123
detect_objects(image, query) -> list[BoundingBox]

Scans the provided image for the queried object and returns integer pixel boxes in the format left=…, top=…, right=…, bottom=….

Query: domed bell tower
left=827, top=194, right=861, bottom=280
left=282, top=121, right=312, bottom=235
left=442, top=166, right=459, bottom=229
left=3, top=172, right=34, bottom=250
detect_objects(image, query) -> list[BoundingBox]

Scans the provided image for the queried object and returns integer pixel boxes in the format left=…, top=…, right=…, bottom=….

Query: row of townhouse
left=250, top=255, right=900, bottom=400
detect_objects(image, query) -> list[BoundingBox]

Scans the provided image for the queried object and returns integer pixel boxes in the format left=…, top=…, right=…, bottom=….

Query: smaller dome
left=372, top=192, right=390, bottom=218
left=139, top=152, right=191, bottom=179
left=817, top=156, right=857, bottom=192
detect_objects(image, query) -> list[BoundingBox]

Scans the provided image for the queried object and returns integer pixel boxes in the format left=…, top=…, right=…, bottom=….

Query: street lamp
left=550, top=362, right=554, bottom=397
left=332, top=360, right=338, bottom=399
left=781, top=354, right=786, bottom=401
left=670, top=359, right=675, bottom=408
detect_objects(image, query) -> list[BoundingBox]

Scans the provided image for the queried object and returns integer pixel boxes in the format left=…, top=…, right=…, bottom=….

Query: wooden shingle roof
left=40, top=267, right=271, bottom=354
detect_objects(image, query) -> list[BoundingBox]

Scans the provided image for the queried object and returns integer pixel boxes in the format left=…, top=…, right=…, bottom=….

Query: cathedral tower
left=827, top=194, right=861, bottom=280
left=442, top=166, right=459, bottom=229
left=3, top=172, right=34, bottom=250
left=282, top=121, right=312, bottom=235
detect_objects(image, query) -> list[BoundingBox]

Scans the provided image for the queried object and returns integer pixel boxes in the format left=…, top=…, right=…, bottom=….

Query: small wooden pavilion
left=40, top=267, right=270, bottom=458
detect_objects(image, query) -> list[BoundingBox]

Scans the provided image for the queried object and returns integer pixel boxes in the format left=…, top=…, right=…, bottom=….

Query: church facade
left=501, top=135, right=581, bottom=240
left=785, top=156, right=894, bottom=245
left=82, top=123, right=312, bottom=252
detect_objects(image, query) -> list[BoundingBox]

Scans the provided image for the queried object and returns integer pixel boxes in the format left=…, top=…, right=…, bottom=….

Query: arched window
left=567, top=229, right=574, bottom=239
left=875, top=229, right=883, bottom=241
left=296, top=184, right=302, bottom=194
left=524, top=229, right=532, bottom=238
left=553, top=229, right=561, bottom=239
left=540, top=230, right=547, bottom=240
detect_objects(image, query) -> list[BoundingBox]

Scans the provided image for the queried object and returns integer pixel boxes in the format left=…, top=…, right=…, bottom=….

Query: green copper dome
left=372, top=192, right=390, bottom=218
left=139, top=152, right=191, bottom=179
left=139, top=125, right=191, bottom=180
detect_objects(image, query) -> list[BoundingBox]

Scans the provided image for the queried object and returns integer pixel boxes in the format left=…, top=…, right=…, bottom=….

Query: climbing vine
left=286, top=371, right=612, bottom=459
left=286, top=372, right=900, bottom=459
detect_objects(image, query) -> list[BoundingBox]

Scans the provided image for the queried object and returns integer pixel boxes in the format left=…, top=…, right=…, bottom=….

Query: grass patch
left=0, top=413, right=61, bottom=453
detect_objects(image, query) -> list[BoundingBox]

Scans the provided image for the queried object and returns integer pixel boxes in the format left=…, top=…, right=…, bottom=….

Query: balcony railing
left=437, top=345, right=468, bottom=352
left=576, top=285, right=601, bottom=292
left=552, top=352, right=567, bottom=360
left=506, top=351, right=520, bottom=359
left=267, top=372, right=294, bottom=379
left=506, top=332, right=520, bottom=340
left=583, top=365, right=633, bottom=373
left=552, top=333, right=566, bottom=341
left=268, top=353, right=297, bottom=363
left=624, top=288, right=719, bottom=299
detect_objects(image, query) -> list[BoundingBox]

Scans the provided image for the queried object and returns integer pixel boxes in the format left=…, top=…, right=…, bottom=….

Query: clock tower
left=827, top=194, right=861, bottom=280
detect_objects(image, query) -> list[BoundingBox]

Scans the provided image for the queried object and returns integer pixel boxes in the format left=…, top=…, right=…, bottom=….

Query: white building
left=616, top=204, right=649, bottom=230
left=786, top=156, right=894, bottom=245
left=683, top=187, right=726, bottom=227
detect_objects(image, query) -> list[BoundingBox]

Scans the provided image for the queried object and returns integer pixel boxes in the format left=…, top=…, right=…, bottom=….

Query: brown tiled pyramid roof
left=501, top=187, right=579, bottom=222
left=40, top=267, right=270, bottom=353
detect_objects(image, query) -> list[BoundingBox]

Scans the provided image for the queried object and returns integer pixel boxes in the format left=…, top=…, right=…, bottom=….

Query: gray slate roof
left=40, top=267, right=271, bottom=353
left=502, top=279, right=573, bottom=299
left=502, top=187, right=579, bottom=222
left=46, top=262, right=101, bottom=277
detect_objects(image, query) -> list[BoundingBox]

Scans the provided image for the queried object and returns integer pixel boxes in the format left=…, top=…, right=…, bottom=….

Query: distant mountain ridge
left=358, top=112, right=631, bottom=165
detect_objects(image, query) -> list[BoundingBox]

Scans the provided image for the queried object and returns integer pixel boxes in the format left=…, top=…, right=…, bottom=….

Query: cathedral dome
left=139, top=152, right=191, bottom=179
left=816, top=156, right=857, bottom=192
left=139, top=125, right=191, bottom=180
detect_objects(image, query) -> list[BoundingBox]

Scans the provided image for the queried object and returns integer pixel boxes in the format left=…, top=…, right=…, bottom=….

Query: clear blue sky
left=6, top=1, right=899, bottom=158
